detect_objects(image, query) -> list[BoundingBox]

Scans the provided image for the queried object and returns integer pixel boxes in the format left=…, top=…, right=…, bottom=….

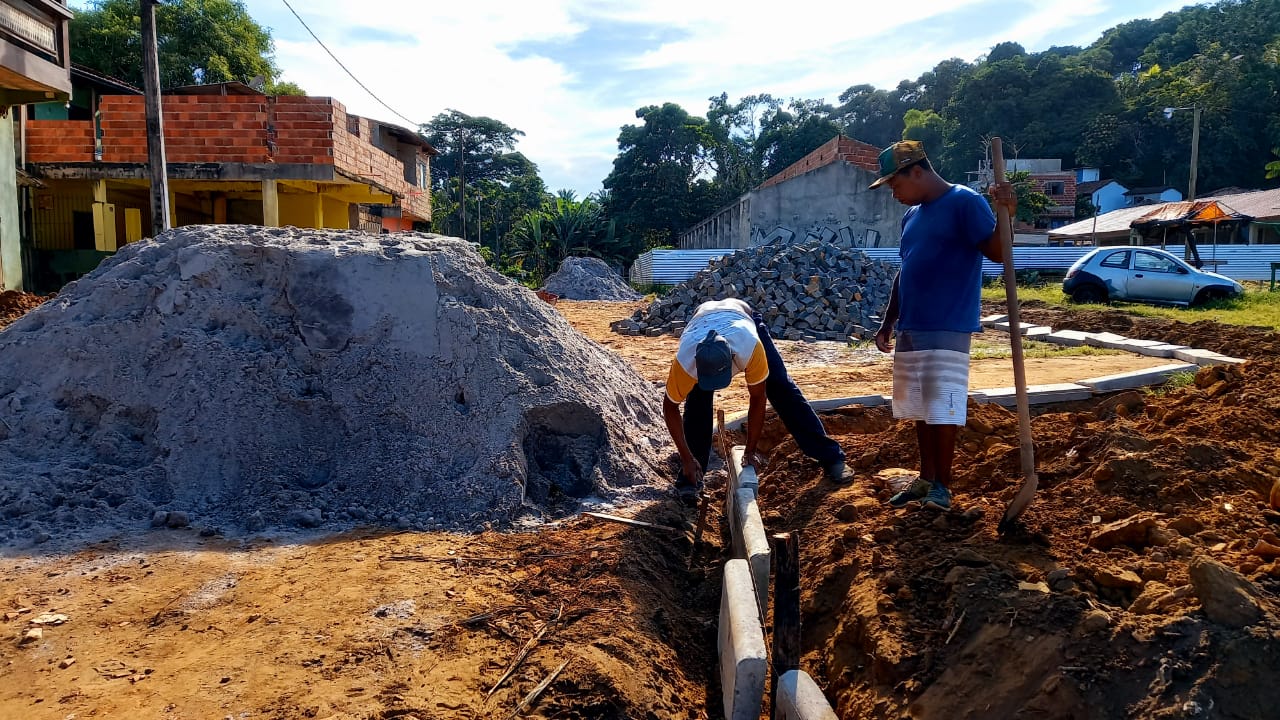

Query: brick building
left=0, top=0, right=72, bottom=290
left=22, top=83, right=435, bottom=290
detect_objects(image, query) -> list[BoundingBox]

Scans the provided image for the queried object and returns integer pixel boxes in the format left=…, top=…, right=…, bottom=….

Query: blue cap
left=695, top=330, right=734, bottom=391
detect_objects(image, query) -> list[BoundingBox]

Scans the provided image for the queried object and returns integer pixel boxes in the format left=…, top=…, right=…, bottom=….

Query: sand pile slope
left=0, top=226, right=669, bottom=542
left=543, top=256, right=641, bottom=301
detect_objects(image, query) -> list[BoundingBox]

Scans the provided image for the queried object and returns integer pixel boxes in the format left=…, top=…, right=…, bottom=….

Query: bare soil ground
left=4, top=298, right=1279, bottom=720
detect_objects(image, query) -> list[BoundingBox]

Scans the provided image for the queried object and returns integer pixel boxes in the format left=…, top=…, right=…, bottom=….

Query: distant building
left=1077, top=179, right=1129, bottom=215
left=1125, top=186, right=1183, bottom=206
left=23, top=82, right=435, bottom=290
left=970, top=158, right=1076, bottom=231
left=679, top=136, right=904, bottom=250
left=0, top=0, right=73, bottom=290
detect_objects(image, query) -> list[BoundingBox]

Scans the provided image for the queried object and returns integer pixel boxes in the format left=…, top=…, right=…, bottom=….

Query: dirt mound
left=746, top=360, right=1280, bottom=719
left=543, top=256, right=641, bottom=301
left=1016, top=302, right=1280, bottom=360
left=612, top=241, right=895, bottom=341
left=0, top=226, right=671, bottom=545
left=0, top=290, right=48, bottom=329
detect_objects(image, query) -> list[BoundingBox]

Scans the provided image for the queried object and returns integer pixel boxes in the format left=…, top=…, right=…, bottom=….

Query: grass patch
left=982, top=280, right=1280, bottom=330
left=1146, top=370, right=1199, bottom=397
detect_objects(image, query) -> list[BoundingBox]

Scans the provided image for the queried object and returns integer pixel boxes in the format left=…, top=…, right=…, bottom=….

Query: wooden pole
left=994, top=138, right=1039, bottom=532
left=140, top=0, right=170, bottom=234
left=769, top=532, right=800, bottom=718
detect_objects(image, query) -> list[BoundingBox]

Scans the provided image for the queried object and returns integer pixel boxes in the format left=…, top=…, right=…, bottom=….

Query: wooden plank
left=770, top=532, right=801, bottom=719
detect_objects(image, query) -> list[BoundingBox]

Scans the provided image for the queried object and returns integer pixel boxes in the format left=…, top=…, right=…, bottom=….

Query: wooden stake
left=993, top=137, right=1039, bottom=532
left=770, top=532, right=801, bottom=718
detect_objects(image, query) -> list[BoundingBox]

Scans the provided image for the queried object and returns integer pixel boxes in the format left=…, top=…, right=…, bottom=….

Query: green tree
left=602, top=103, right=720, bottom=251
left=901, top=108, right=948, bottom=156
left=754, top=99, right=841, bottom=178
left=71, top=0, right=283, bottom=89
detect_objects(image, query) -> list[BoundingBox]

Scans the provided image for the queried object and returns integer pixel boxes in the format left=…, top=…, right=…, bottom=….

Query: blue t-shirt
left=897, top=185, right=996, bottom=333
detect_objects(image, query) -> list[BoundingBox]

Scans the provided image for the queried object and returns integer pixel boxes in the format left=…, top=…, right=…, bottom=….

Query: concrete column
left=262, top=180, right=279, bottom=227
left=310, top=193, right=324, bottom=228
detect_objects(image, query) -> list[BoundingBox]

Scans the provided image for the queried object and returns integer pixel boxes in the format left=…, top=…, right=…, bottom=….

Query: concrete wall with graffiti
left=679, top=160, right=906, bottom=250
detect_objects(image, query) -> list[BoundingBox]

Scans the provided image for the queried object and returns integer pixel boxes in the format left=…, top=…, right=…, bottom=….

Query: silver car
left=1063, top=246, right=1244, bottom=306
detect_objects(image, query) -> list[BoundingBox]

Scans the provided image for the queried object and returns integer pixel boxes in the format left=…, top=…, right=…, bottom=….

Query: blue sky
left=77, top=1, right=1195, bottom=196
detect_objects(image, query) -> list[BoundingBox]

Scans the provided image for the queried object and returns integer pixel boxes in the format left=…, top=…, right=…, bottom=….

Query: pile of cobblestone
left=611, top=241, right=896, bottom=342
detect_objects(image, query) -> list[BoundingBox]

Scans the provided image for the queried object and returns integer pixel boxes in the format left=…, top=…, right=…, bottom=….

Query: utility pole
left=1188, top=105, right=1201, bottom=201
left=140, top=0, right=170, bottom=233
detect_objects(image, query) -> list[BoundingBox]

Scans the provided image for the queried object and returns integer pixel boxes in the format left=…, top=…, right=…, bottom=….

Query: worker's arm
left=663, top=395, right=702, bottom=485
left=875, top=272, right=900, bottom=353
left=744, top=380, right=767, bottom=467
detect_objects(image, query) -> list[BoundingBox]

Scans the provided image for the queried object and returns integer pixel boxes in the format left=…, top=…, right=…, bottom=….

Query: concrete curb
left=775, top=670, right=839, bottom=720
left=979, top=382, right=1093, bottom=407
left=1078, top=363, right=1199, bottom=393
left=732, top=486, right=770, bottom=622
left=719, top=559, right=767, bottom=720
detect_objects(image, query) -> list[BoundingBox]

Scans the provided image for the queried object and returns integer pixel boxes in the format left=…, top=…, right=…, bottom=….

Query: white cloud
left=242, top=1, right=1190, bottom=196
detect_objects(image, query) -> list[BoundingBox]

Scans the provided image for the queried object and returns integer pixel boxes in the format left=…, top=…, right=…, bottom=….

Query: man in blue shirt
left=869, top=141, right=1014, bottom=511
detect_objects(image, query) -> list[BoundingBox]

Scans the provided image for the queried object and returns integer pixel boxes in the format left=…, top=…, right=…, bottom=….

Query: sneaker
left=823, top=461, right=855, bottom=485
left=921, top=483, right=952, bottom=512
left=888, top=477, right=931, bottom=508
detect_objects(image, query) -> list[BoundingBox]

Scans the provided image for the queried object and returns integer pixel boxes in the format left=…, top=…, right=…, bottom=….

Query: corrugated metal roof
left=1051, top=188, right=1280, bottom=239
left=1132, top=200, right=1247, bottom=226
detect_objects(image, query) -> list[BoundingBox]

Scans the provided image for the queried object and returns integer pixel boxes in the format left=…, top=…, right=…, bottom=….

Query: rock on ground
left=612, top=241, right=895, bottom=341
left=542, top=257, right=641, bottom=301
left=0, top=226, right=670, bottom=541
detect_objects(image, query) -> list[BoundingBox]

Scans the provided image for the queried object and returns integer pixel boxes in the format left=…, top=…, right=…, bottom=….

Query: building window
left=1045, top=181, right=1065, bottom=196
left=417, top=159, right=429, bottom=189
left=347, top=116, right=360, bottom=136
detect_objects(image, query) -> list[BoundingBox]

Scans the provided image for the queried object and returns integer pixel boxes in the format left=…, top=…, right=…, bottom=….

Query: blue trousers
left=680, top=316, right=845, bottom=478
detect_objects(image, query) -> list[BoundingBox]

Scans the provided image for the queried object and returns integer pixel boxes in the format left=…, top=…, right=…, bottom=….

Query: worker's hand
left=744, top=450, right=768, bottom=472
left=679, top=454, right=703, bottom=487
left=874, top=325, right=894, bottom=353
left=992, top=181, right=1017, bottom=217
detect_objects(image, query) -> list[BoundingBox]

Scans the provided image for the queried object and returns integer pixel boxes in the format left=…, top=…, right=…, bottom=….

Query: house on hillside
left=679, top=136, right=905, bottom=250
left=1076, top=178, right=1129, bottom=215
left=1125, top=186, right=1183, bottom=206
left=22, top=82, right=436, bottom=291
left=970, top=158, right=1077, bottom=231
left=0, top=0, right=73, bottom=290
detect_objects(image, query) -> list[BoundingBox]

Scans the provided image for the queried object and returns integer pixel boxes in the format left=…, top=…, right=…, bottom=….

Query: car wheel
left=1193, top=287, right=1229, bottom=306
left=1070, top=284, right=1107, bottom=304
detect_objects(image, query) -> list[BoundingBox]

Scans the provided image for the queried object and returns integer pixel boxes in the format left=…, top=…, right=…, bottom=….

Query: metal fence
left=630, top=244, right=1280, bottom=285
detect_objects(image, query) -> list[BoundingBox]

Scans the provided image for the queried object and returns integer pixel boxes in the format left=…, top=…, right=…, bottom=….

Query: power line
left=277, top=0, right=421, bottom=128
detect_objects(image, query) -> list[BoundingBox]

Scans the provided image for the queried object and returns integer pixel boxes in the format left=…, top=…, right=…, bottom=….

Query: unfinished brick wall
left=759, top=136, right=881, bottom=189
left=26, top=93, right=430, bottom=221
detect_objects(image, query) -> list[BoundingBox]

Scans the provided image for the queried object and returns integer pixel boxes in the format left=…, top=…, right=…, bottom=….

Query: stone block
left=732, top=488, right=771, bottom=620
left=1078, top=363, right=1199, bottom=393
left=719, top=560, right=767, bottom=720
left=1134, top=343, right=1188, bottom=359
left=809, top=394, right=888, bottom=412
left=775, top=670, right=839, bottom=720
left=1083, top=332, right=1132, bottom=349
left=1043, top=329, right=1092, bottom=347
left=1174, top=348, right=1243, bottom=366
left=980, top=314, right=1008, bottom=328
left=979, top=383, right=1093, bottom=407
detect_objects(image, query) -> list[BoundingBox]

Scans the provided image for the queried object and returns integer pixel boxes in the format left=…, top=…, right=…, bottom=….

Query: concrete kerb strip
left=775, top=670, right=839, bottom=720
left=979, top=383, right=1093, bottom=407
left=1042, top=329, right=1092, bottom=347
left=1134, top=343, right=1189, bottom=359
left=1078, top=363, right=1200, bottom=393
left=1174, top=348, right=1246, bottom=366
left=719, top=559, right=767, bottom=720
left=726, top=446, right=770, bottom=622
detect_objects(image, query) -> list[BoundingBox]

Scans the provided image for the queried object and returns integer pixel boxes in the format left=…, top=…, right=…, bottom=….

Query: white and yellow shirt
left=665, top=299, right=770, bottom=403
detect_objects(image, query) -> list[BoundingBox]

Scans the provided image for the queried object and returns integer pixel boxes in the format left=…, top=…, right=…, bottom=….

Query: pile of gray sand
left=0, top=226, right=671, bottom=544
left=542, top=257, right=641, bottom=301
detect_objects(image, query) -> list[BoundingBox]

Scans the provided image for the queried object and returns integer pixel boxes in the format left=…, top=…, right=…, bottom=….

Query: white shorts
left=891, top=331, right=971, bottom=425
